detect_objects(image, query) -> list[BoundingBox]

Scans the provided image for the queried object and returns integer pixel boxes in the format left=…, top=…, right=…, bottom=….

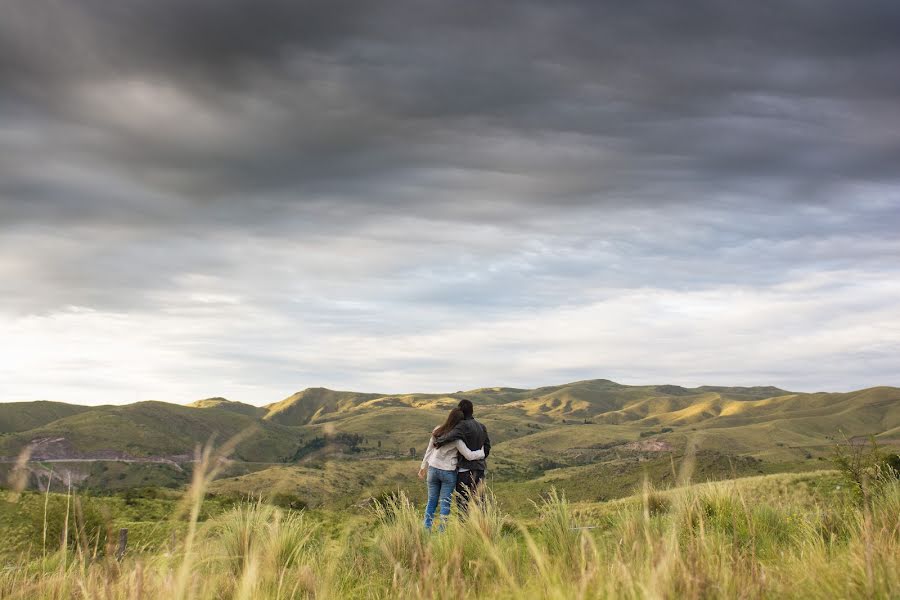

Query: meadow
left=1, top=439, right=898, bottom=599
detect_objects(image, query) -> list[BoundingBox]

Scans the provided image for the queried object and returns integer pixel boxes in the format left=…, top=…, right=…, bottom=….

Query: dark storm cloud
left=2, top=0, right=899, bottom=222
left=1, top=1, right=899, bottom=400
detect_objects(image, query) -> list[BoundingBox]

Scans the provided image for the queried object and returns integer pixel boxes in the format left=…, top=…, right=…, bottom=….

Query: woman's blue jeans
left=424, top=466, right=457, bottom=530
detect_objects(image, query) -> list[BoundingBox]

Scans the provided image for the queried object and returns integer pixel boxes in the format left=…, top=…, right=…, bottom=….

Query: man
left=433, top=398, right=491, bottom=514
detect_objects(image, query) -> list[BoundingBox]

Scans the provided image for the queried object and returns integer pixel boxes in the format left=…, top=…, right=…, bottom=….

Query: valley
left=2, top=380, right=897, bottom=510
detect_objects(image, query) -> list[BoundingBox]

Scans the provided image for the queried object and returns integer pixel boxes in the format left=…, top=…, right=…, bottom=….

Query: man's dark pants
left=455, top=469, right=484, bottom=515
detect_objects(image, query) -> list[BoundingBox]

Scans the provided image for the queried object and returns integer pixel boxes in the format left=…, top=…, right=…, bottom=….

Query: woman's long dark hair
left=433, top=408, right=464, bottom=438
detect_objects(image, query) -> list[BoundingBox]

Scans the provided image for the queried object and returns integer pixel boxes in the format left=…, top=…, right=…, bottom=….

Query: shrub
left=832, top=436, right=897, bottom=503
left=269, top=493, right=308, bottom=511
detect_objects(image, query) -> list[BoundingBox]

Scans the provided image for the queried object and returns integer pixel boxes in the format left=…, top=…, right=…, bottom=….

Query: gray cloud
left=3, top=1, right=899, bottom=211
left=1, top=1, right=899, bottom=402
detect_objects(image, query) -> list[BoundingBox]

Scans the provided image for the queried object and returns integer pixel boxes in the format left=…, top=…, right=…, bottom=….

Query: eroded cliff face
left=25, top=462, right=91, bottom=489
left=622, top=439, right=674, bottom=452
left=2, top=437, right=191, bottom=463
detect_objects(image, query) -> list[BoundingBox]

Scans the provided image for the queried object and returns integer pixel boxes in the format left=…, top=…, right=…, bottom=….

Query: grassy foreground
left=1, top=447, right=898, bottom=599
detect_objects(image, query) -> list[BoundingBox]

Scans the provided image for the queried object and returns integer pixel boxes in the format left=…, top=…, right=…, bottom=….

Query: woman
left=418, top=408, right=485, bottom=530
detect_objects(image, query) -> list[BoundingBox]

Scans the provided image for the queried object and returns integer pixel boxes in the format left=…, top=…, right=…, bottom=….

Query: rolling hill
left=187, top=397, right=267, bottom=418
left=0, top=400, right=299, bottom=462
left=263, top=387, right=383, bottom=426
left=1, top=380, right=897, bottom=498
left=0, top=401, right=95, bottom=434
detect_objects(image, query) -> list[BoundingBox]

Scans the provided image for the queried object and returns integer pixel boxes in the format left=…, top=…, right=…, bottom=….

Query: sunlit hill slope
left=1, top=380, right=897, bottom=502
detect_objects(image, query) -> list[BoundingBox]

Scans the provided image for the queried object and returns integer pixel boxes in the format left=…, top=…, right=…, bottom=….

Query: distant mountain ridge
left=1, top=380, right=897, bottom=467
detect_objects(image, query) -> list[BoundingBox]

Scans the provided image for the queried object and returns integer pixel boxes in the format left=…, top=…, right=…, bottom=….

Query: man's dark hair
left=458, top=398, right=474, bottom=417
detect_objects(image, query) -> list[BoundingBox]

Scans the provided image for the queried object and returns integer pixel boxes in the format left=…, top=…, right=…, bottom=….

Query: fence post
left=116, top=528, right=128, bottom=561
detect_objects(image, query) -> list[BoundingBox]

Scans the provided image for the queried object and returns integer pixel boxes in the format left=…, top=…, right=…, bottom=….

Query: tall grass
left=1, top=454, right=897, bottom=599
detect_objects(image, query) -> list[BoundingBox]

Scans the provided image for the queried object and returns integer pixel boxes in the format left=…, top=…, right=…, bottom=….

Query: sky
left=1, top=1, right=899, bottom=406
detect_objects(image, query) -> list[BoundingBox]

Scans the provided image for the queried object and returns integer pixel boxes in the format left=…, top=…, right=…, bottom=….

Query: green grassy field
left=1, top=458, right=897, bottom=599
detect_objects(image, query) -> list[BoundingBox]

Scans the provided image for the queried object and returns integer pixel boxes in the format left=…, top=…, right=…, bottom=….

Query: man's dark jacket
left=434, top=415, right=491, bottom=471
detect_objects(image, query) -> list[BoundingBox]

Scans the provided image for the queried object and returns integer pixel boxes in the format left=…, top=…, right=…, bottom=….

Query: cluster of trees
left=282, top=432, right=429, bottom=463
left=288, top=432, right=365, bottom=462
left=640, top=427, right=674, bottom=438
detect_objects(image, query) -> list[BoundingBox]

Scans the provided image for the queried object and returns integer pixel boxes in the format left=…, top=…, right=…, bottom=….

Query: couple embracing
left=417, top=399, right=491, bottom=530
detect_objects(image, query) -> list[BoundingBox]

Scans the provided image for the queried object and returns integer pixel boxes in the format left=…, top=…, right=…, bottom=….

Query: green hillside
left=263, top=387, right=383, bottom=425
left=0, top=401, right=299, bottom=462
left=1, top=380, right=897, bottom=498
left=0, top=401, right=95, bottom=434
left=188, top=397, right=266, bottom=418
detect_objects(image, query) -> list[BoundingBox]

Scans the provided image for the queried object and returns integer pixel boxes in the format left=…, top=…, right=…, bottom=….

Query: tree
left=832, top=435, right=897, bottom=504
